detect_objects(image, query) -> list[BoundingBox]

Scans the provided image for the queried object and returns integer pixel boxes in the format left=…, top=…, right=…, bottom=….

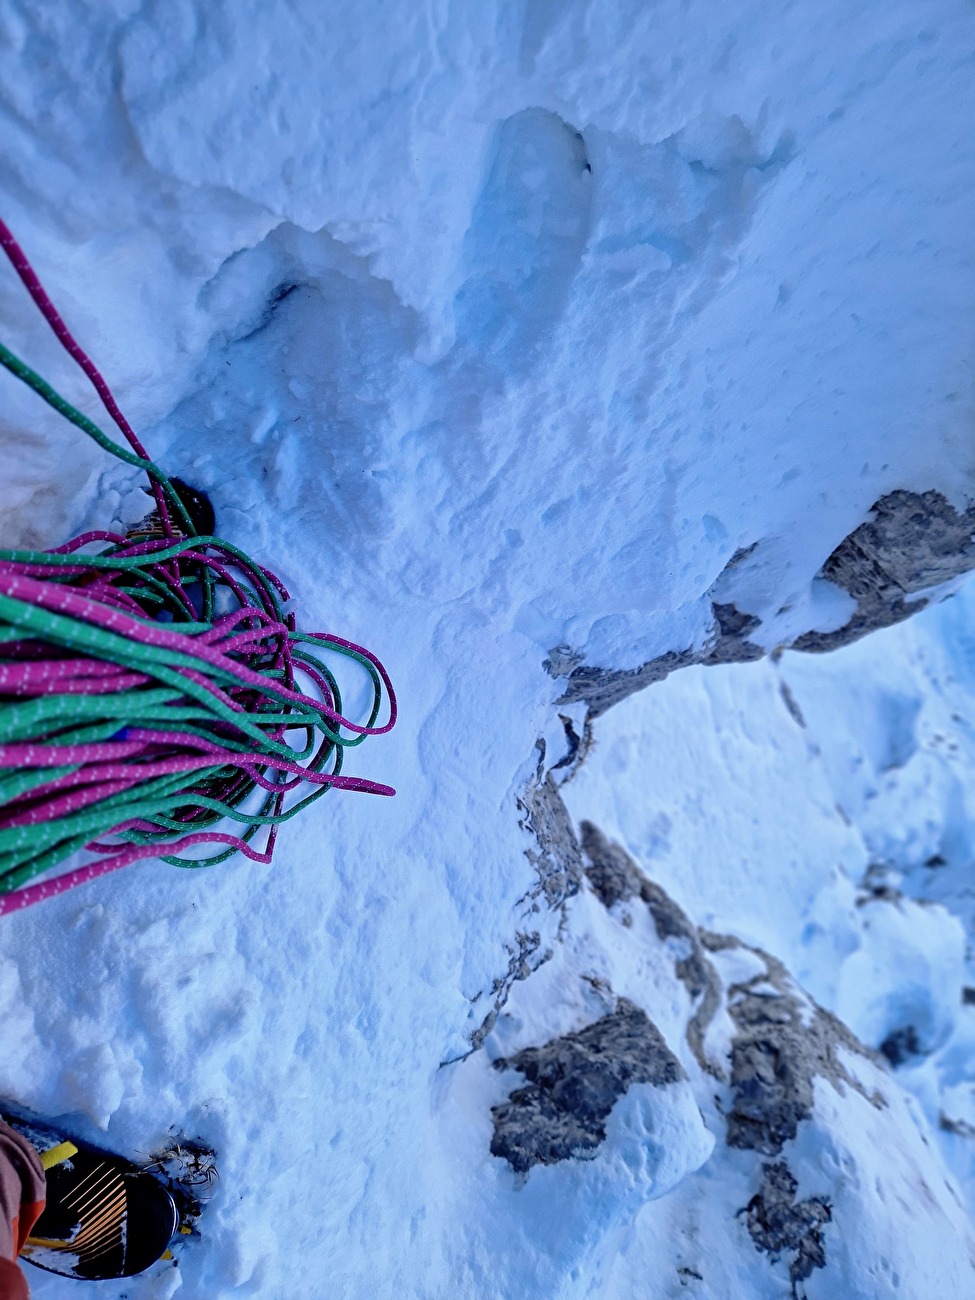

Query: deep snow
left=1, top=0, right=975, bottom=1296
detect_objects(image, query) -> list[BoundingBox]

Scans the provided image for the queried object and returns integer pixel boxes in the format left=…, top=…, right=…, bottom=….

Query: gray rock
left=580, top=822, right=723, bottom=1077
left=702, top=934, right=884, bottom=1155
left=517, top=769, right=584, bottom=911
left=550, top=490, right=975, bottom=716
left=466, top=769, right=583, bottom=1053
left=466, top=930, right=545, bottom=1054
left=794, top=489, right=975, bottom=652
left=578, top=819, right=645, bottom=908
left=743, top=1161, right=831, bottom=1299
left=701, top=602, right=764, bottom=666
left=556, top=647, right=699, bottom=719
left=490, top=998, right=684, bottom=1173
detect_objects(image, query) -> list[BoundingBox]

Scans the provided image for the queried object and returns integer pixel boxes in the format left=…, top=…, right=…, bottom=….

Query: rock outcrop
left=792, top=489, right=975, bottom=652
left=490, top=998, right=684, bottom=1173
left=552, top=490, right=975, bottom=717
left=499, top=820, right=975, bottom=1298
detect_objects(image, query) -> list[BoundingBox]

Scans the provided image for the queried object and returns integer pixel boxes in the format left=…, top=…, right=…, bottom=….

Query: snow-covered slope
left=1, top=1, right=975, bottom=1296
left=561, top=588, right=975, bottom=1298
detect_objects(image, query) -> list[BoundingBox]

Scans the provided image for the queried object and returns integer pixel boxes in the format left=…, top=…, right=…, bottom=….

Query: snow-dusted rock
left=556, top=819, right=975, bottom=1298
left=554, top=489, right=975, bottom=718
left=708, top=936, right=884, bottom=1156
left=490, top=998, right=687, bottom=1172
left=795, top=490, right=975, bottom=654
left=743, top=1162, right=831, bottom=1299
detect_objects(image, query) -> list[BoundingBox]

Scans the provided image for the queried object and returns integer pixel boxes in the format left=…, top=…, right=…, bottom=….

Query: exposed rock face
left=490, top=999, right=684, bottom=1173
left=482, top=816, right=975, bottom=1296
left=468, top=767, right=586, bottom=1053
left=698, top=933, right=888, bottom=1294
left=702, top=934, right=884, bottom=1155
left=578, top=820, right=645, bottom=908
left=573, top=826, right=882, bottom=1294
left=553, top=647, right=699, bottom=720
left=703, top=602, right=765, bottom=666
left=517, top=769, right=584, bottom=910
left=576, top=824, right=885, bottom=1154
left=552, top=490, right=975, bottom=717
left=580, top=822, right=723, bottom=1077
left=744, top=1162, right=832, bottom=1299
left=793, top=489, right=975, bottom=652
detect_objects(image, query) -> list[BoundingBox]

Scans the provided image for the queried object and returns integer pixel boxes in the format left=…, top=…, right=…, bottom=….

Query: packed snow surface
left=1, top=0, right=975, bottom=1296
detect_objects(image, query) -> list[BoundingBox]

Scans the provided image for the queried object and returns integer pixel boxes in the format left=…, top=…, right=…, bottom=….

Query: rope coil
left=0, top=219, right=396, bottom=914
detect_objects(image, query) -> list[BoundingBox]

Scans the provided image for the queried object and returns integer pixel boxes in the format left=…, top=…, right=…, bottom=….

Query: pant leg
left=0, top=1256, right=28, bottom=1300
left=0, top=1121, right=45, bottom=1300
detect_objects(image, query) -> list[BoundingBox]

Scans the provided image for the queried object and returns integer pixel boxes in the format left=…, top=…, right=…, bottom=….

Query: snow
left=1, top=0, right=975, bottom=1296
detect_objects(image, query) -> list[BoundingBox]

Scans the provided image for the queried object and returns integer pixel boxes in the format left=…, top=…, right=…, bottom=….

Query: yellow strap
left=40, top=1140, right=78, bottom=1170
left=161, top=1225, right=193, bottom=1259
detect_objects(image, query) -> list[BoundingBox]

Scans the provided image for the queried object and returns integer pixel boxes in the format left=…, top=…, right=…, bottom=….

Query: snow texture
left=2, top=0, right=975, bottom=1296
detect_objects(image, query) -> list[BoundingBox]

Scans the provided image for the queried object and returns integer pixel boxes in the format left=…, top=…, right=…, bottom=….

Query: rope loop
left=0, top=219, right=395, bottom=913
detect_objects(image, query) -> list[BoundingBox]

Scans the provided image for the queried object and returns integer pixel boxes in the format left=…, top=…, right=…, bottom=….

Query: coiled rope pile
left=0, top=218, right=396, bottom=915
